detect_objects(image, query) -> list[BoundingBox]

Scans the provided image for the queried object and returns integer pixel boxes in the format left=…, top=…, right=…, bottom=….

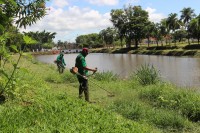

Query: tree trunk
left=0, top=55, right=1, bottom=68
left=120, top=37, right=123, bottom=48
left=126, top=38, right=131, bottom=48
left=135, top=39, right=139, bottom=48
left=147, top=37, right=150, bottom=47
left=187, top=32, right=190, bottom=45
left=174, top=40, right=176, bottom=46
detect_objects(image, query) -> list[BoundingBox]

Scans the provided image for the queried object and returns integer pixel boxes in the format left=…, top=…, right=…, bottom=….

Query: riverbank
left=30, top=43, right=200, bottom=58
left=0, top=56, right=200, bottom=132
left=90, top=44, right=200, bottom=57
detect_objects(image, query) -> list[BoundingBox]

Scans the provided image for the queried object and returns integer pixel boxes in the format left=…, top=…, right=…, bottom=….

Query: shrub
left=134, top=64, right=161, bottom=85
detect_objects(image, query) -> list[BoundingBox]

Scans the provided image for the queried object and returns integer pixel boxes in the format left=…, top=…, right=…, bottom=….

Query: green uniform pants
left=78, top=77, right=89, bottom=102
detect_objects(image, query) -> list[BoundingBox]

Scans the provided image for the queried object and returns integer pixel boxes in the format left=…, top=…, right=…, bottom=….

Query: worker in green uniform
left=55, top=52, right=66, bottom=73
left=75, top=48, right=97, bottom=102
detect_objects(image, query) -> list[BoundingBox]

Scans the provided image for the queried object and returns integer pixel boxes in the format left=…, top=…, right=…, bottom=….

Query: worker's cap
left=82, top=48, right=89, bottom=54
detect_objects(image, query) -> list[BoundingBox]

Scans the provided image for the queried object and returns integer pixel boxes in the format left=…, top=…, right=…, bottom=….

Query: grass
left=0, top=55, right=200, bottom=132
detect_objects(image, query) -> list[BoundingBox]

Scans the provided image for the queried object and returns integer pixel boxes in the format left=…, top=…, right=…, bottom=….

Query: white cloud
left=20, top=6, right=112, bottom=42
left=86, top=0, right=119, bottom=6
left=146, top=7, right=166, bottom=23
left=53, top=0, right=69, bottom=8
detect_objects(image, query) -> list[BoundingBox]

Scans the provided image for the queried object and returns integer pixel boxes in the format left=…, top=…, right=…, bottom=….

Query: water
left=35, top=53, right=200, bottom=88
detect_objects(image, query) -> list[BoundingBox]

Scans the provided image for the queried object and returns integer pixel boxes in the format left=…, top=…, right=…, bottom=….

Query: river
left=35, top=53, right=200, bottom=88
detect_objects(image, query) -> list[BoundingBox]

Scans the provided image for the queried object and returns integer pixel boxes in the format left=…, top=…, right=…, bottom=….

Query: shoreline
left=31, top=44, right=200, bottom=58
left=90, top=47, right=200, bottom=57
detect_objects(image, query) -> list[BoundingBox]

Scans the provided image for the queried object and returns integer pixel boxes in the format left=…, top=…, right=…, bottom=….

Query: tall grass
left=93, top=71, right=118, bottom=81
left=0, top=90, right=151, bottom=132
left=108, top=93, right=193, bottom=132
left=139, top=83, right=200, bottom=122
left=133, top=64, right=161, bottom=85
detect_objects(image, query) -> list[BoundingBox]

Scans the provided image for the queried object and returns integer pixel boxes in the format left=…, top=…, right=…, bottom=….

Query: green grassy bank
left=0, top=55, right=200, bottom=132
left=91, top=43, right=200, bottom=57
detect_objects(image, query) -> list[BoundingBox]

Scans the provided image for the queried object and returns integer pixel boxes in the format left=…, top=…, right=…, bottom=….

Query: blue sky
left=20, top=0, right=200, bottom=43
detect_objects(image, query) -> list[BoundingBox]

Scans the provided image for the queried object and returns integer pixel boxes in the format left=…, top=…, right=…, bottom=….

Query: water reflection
left=35, top=53, right=200, bottom=88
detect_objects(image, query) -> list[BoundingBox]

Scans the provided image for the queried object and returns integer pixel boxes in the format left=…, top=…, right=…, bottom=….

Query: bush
left=134, top=64, right=161, bottom=85
left=93, top=71, right=118, bottom=82
left=139, top=84, right=200, bottom=122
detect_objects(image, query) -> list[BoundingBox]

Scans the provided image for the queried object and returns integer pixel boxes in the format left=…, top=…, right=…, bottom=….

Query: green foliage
left=139, top=83, right=200, bottom=122
left=76, top=33, right=102, bottom=48
left=23, top=35, right=38, bottom=45
left=2, top=56, right=199, bottom=132
left=93, top=71, right=118, bottom=82
left=23, top=30, right=56, bottom=50
left=134, top=64, right=161, bottom=85
left=99, top=27, right=117, bottom=47
left=108, top=93, right=192, bottom=131
left=0, top=92, right=149, bottom=132
left=110, top=5, right=149, bottom=48
left=45, top=72, right=64, bottom=83
left=0, top=0, right=48, bottom=98
left=45, top=68, right=77, bottom=84
left=109, top=99, right=145, bottom=121
left=148, top=109, right=191, bottom=130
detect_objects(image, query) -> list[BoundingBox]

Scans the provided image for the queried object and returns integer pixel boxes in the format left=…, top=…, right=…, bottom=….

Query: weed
left=93, top=71, right=118, bottom=82
left=133, top=64, right=161, bottom=85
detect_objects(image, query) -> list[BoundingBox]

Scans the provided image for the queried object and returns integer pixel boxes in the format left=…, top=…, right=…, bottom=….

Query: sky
left=19, top=0, right=200, bottom=43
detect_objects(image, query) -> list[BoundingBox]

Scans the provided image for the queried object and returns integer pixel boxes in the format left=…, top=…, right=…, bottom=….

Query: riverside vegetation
left=90, top=43, right=200, bottom=58
left=0, top=55, right=200, bottom=133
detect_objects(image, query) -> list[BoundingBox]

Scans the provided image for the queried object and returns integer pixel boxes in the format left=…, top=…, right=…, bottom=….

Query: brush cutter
left=70, top=67, right=115, bottom=97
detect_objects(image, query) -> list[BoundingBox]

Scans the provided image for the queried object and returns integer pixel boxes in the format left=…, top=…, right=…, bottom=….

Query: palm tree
left=166, top=13, right=180, bottom=45
left=160, top=19, right=169, bottom=45
left=180, top=7, right=196, bottom=44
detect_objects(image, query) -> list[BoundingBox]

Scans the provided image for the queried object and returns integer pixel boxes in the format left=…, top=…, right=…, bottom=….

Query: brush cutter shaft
left=89, top=79, right=113, bottom=94
left=70, top=67, right=114, bottom=96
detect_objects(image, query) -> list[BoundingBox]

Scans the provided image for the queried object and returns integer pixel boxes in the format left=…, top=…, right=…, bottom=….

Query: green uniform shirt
left=75, top=53, right=88, bottom=76
left=56, top=54, right=66, bottom=66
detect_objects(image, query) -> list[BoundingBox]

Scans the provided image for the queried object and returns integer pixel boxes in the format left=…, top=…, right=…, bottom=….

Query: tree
left=0, top=0, right=47, bottom=30
left=160, top=19, right=170, bottom=45
left=180, top=7, right=196, bottom=44
left=166, top=13, right=180, bottom=45
left=99, top=27, right=117, bottom=48
left=0, top=0, right=48, bottom=97
left=24, top=30, right=56, bottom=50
left=111, top=5, right=149, bottom=48
left=144, top=21, right=155, bottom=47
left=110, top=9, right=126, bottom=48
left=152, top=23, right=163, bottom=46
left=188, top=15, right=200, bottom=44
left=76, top=34, right=102, bottom=48
left=173, top=29, right=187, bottom=43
